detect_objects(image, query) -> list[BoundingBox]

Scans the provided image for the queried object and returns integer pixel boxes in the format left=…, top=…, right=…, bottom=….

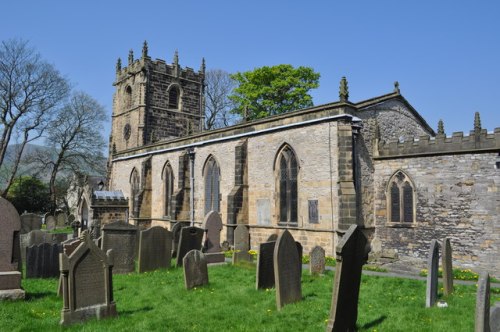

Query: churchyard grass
left=1, top=263, right=498, bottom=331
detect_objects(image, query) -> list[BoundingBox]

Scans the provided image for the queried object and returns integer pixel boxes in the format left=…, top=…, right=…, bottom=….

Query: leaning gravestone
left=183, top=249, right=209, bottom=290
left=475, top=272, right=491, bottom=332
left=309, top=245, right=326, bottom=275
left=45, top=215, right=57, bottom=231
left=233, top=225, right=252, bottom=263
left=426, top=239, right=440, bottom=308
left=101, top=221, right=138, bottom=274
left=20, top=229, right=55, bottom=263
left=26, top=243, right=60, bottom=278
left=256, top=241, right=276, bottom=289
left=138, top=226, right=172, bottom=273
left=326, top=225, right=368, bottom=331
left=274, top=230, right=302, bottom=310
left=442, top=238, right=453, bottom=296
left=0, top=197, right=25, bottom=300
left=176, top=226, right=204, bottom=267
left=59, top=231, right=117, bottom=326
left=202, top=211, right=225, bottom=264
left=171, top=221, right=190, bottom=258
left=20, top=213, right=42, bottom=234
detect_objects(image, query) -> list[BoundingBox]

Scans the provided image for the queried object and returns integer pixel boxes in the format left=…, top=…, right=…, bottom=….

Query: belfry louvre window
left=387, top=170, right=415, bottom=223
left=125, top=86, right=132, bottom=109
left=204, top=156, right=220, bottom=215
left=168, top=86, right=180, bottom=109
left=130, top=168, right=140, bottom=218
left=277, top=146, right=298, bottom=225
left=163, top=163, right=174, bottom=217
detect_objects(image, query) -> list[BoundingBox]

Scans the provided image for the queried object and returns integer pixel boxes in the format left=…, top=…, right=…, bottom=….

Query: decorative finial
left=394, top=81, right=400, bottom=93
left=142, top=40, right=148, bottom=58
left=116, top=58, right=121, bottom=72
left=200, top=57, right=206, bottom=74
left=339, top=76, right=349, bottom=102
left=474, top=112, right=481, bottom=133
left=173, top=49, right=179, bottom=66
left=437, top=119, right=445, bottom=135
left=128, top=49, right=134, bottom=66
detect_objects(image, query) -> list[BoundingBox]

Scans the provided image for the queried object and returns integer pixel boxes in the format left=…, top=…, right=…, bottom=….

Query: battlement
left=375, top=128, right=500, bottom=159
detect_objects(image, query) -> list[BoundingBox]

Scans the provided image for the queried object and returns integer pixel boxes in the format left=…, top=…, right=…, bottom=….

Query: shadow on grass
left=360, top=315, right=387, bottom=329
left=119, top=306, right=154, bottom=317
left=26, top=291, right=54, bottom=300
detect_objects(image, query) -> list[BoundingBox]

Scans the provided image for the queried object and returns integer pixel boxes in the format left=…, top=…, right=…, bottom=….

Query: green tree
left=6, top=176, right=50, bottom=213
left=229, top=64, right=320, bottom=120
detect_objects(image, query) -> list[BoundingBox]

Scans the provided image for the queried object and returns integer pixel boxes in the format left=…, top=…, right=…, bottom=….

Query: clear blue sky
left=1, top=1, right=499, bottom=142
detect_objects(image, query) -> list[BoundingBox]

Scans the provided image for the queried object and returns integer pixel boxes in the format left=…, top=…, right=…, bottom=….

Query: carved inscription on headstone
left=176, top=227, right=204, bottom=267
left=138, top=226, right=172, bottom=273
left=101, top=221, right=137, bottom=274
left=183, top=249, right=209, bottom=290
left=26, top=243, right=60, bottom=278
left=256, top=241, right=276, bottom=289
left=309, top=245, right=325, bottom=275
left=274, top=230, right=301, bottom=310
left=442, top=238, right=453, bottom=296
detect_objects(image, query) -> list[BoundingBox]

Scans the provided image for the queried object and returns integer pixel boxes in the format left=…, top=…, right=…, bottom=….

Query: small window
left=387, top=170, right=415, bottom=224
left=168, top=85, right=180, bottom=109
left=125, top=86, right=133, bottom=109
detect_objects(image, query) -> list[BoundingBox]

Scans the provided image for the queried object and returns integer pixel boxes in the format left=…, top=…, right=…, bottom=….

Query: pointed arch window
left=204, top=156, right=220, bottom=215
left=163, top=162, right=174, bottom=218
left=276, top=145, right=298, bottom=225
left=130, top=168, right=140, bottom=218
left=168, top=85, right=180, bottom=109
left=125, top=86, right=133, bottom=109
left=387, top=171, right=416, bottom=223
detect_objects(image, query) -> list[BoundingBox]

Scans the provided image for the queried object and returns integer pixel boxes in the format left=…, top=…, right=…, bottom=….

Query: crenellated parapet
left=375, top=128, right=500, bottom=159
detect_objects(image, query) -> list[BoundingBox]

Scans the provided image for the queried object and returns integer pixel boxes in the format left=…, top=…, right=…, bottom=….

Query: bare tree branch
left=204, top=69, right=240, bottom=130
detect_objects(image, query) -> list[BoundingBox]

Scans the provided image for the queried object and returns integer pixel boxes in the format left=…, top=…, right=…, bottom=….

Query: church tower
left=109, top=42, right=205, bottom=155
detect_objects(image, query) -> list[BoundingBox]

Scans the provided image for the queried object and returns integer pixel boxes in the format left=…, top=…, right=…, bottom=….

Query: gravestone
left=0, top=197, right=25, bottom=300
left=55, top=211, right=67, bottom=228
left=326, top=225, right=368, bottom=331
left=274, top=230, right=302, bottom=310
left=309, top=245, right=326, bottom=275
left=183, top=249, right=209, bottom=290
left=256, top=241, right=276, bottom=289
left=267, top=234, right=278, bottom=242
left=176, top=226, right=204, bottom=267
left=490, top=302, right=500, bottom=332
left=138, top=226, right=172, bottom=273
left=20, top=213, right=42, bottom=234
left=26, top=243, right=60, bottom=278
left=296, top=241, right=303, bottom=272
left=202, top=211, right=225, bottom=264
left=101, top=221, right=138, bottom=274
left=426, top=239, right=440, bottom=307
left=233, top=224, right=252, bottom=263
left=59, top=231, right=117, bottom=326
left=46, top=215, right=56, bottom=231
left=475, top=272, right=490, bottom=332
left=68, top=214, right=75, bottom=224
left=57, top=237, right=84, bottom=297
left=442, top=238, right=453, bottom=296
left=20, top=229, right=55, bottom=263
left=171, top=221, right=190, bottom=258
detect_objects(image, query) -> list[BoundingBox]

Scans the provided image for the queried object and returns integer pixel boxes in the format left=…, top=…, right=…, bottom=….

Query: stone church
left=101, top=43, right=499, bottom=276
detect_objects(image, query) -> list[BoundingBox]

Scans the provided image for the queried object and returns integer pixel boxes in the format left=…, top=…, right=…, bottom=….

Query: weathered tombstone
left=20, top=213, right=42, bottom=234
left=221, top=241, right=230, bottom=252
left=26, top=243, right=60, bottom=278
left=309, top=245, right=326, bottom=275
left=68, top=214, right=75, bottom=224
left=55, top=211, right=67, bottom=228
left=256, top=241, right=276, bottom=289
left=59, top=231, right=117, bottom=326
left=138, top=226, right=172, bottom=273
left=296, top=241, right=303, bottom=272
left=171, top=221, right=190, bottom=258
left=274, top=230, right=301, bottom=310
left=442, top=238, right=453, bottom=296
left=176, top=226, right=204, bottom=267
left=46, top=215, right=56, bottom=231
left=475, top=272, right=491, bottom=332
left=426, top=239, right=440, bottom=308
left=183, top=249, right=209, bottom=290
left=0, top=197, right=25, bottom=300
left=233, top=224, right=252, bottom=263
left=326, top=225, right=368, bottom=331
left=20, top=229, right=55, bottom=263
left=267, top=234, right=278, bottom=242
left=101, top=221, right=138, bottom=274
left=57, top=237, right=84, bottom=297
left=202, top=211, right=225, bottom=264
left=490, top=302, right=500, bottom=332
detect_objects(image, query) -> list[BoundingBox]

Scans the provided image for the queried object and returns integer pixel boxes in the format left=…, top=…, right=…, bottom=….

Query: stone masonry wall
left=373, top=152, right=500, bottom=277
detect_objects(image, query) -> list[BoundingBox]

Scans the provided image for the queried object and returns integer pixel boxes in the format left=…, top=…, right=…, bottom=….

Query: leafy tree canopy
left=229, top=64, right=320, bottom=120
left=6, top=176, right=50, bottom=214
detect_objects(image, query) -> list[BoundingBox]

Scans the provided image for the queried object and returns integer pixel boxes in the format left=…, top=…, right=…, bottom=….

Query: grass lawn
left=1, top=262, right=498, bottom=331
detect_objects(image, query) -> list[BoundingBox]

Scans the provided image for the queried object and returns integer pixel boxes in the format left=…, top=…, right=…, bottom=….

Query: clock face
left=123, top=123, right=131, bottom=140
